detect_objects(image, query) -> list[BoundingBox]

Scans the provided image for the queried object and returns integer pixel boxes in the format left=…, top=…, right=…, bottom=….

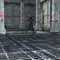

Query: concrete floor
left=0, top=33, right=60, bottom=60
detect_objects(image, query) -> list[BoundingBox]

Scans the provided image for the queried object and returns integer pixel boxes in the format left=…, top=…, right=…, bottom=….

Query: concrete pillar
left=36, top=0, right=38, bottom=30
left=19, top=2, right=24, bottom=29
left=36, top=0, right=42, bottom=33
left=0, top=0, right=6, bottom=34
left=50, top=0, right=59, bottom=32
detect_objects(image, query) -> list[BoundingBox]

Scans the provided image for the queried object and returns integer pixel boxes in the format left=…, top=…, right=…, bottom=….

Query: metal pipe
left=36, top=0, right=38, bottom=30
left=19, top=2, right=23, bottom=29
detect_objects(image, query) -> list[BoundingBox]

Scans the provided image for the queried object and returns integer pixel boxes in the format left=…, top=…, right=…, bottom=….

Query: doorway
left=40, top=0, right=50, bottom=31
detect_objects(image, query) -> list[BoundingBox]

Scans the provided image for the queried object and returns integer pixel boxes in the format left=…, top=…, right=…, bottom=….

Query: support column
left=0, top=0, right=6, bottom=34
left=50, top=0, right=59, bottom=32
left=36, top=0, right=42, bottom=33
left=36, top=0, right=38, bottom=30
left=19, top=2, right=24, bottom=29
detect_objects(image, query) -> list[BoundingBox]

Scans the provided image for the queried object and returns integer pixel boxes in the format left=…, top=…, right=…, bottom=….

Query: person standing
left=25, top=15, right=35, bottom=33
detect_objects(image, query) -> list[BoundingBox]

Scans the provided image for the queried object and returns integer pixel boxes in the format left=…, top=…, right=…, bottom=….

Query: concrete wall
left=4, top=2, right=20, bottom=29
left=37, top=0, right=50, bottom=31
left=4, top=0, right=35, bottom=3
left=42, top=0, right=50, bottom=31
left=39, top=0, right=60, bottom=32
left=0, top=0, right=6, bottom=34
left=4, top=0, right=21, bottom=3
left=4, top=0, right=36, bottom=30
left=50, top=0, right=60, bottom=32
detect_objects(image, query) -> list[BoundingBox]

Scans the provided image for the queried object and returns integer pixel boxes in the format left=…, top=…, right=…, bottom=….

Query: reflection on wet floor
left=0, top=34, right=60, bottom=60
